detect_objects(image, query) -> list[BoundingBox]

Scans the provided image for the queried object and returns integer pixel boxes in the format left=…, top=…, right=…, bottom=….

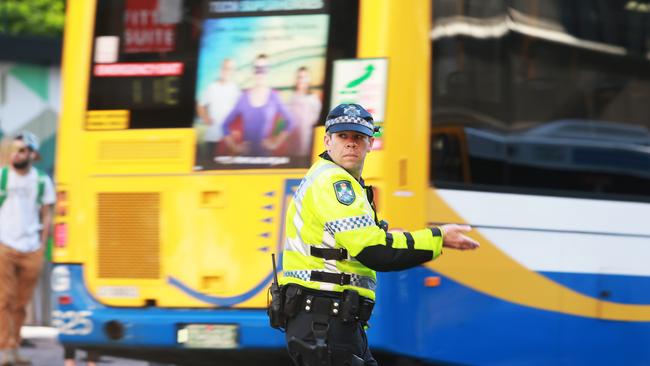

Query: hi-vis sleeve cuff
left=354, top=227, right=444, bottom=272
left=429, top=227, right=444, bottom=257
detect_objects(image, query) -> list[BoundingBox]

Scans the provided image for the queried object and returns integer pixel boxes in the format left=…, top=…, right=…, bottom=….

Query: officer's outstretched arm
left=355, top=226, right=479, bottom=270
left=314, top=172, right=444, bottom=272
left=354, top=227, right=444, bottom=271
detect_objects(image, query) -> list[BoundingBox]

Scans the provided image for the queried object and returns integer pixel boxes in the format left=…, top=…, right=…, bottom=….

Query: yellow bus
left=52, top=0, right=650, bottom=365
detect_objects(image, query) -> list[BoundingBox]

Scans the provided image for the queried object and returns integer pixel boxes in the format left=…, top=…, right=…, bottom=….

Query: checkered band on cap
left=325, top=116, right=374, bottom=130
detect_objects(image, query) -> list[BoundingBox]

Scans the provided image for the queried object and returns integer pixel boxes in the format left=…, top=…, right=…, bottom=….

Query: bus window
left=431, top=127, right=471, bottom=184
left=87, top=0, right=359, bottom=170
left=430, top=0, right=650, bottom=201
left=88, top=0, right=201, bottom=129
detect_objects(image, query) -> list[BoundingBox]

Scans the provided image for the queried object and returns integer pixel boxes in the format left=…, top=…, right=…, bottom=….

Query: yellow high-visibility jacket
left=280, top=153, right=444, bottom=300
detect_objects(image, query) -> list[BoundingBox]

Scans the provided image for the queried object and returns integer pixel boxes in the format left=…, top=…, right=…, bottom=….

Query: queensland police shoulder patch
left=333, top=180, right=355, bottom=205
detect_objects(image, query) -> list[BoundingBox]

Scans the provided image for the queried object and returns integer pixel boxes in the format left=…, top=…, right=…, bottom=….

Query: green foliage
left=1, top=0, right=65, bottom=37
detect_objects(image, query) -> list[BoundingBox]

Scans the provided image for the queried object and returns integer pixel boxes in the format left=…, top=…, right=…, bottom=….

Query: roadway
left=19, top=327, right=149, bottom=366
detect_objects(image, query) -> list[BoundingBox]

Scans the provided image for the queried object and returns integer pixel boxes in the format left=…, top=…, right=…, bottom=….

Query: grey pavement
left=19, top=329, right=149, bottom=366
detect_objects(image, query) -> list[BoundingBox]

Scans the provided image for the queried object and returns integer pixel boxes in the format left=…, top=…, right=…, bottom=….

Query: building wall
left=0, top=62, right=60, bottom=174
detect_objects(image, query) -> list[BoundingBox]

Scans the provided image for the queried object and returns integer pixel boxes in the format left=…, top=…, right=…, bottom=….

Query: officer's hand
left=440, top=224, right=480, bottom=250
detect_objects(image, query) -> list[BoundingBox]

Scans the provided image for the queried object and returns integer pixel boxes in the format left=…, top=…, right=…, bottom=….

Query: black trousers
left=285, top=308, right=378, bottom=366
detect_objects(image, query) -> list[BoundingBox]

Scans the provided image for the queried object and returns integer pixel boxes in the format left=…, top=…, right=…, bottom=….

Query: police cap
left=325, top=103, right=374, bottom=137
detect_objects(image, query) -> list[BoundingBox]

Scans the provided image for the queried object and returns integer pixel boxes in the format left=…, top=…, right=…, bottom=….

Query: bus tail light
left=54, top=223, right=68, bottom=248
left=56, top=190, right=68, bottom=216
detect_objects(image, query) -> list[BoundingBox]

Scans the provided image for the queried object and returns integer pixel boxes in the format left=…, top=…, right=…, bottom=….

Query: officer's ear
left=324, top=133, right=332, bottom=150
left=367, top=137, right=374, bottom=152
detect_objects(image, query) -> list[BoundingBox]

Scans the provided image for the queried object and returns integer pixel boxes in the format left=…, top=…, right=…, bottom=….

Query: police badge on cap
left=325, top=103, right=374, bottom=137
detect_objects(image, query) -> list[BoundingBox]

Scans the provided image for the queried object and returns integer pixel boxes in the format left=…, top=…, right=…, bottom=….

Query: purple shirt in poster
left=222, top=89, right=295, bottom=156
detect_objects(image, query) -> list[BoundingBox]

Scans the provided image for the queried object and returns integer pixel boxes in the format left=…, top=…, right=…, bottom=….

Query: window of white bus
left=430, top=0, right=650, bottom=201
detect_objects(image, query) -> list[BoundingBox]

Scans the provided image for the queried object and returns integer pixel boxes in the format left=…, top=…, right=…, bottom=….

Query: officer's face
left=324, top=131, right=374, bottom=178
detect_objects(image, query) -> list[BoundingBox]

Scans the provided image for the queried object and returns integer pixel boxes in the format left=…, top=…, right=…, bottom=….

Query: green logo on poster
left=346, top=64, right=374, bottom=88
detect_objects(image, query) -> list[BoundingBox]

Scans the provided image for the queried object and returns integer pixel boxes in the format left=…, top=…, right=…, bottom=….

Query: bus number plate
left=177, top=324, right=238, bottom=349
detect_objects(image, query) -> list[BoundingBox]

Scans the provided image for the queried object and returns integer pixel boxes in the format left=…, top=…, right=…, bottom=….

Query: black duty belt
left=284, top=284, right=374, bottom=323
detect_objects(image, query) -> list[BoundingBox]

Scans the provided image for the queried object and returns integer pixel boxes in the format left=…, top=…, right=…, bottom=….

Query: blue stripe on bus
left=56, top=265, right=286, bottom=348
left=540, top=271, right=650, bottom=305
left=167, top=273, right=273, bottom=307
left=370, top=267, right=650, bottom=365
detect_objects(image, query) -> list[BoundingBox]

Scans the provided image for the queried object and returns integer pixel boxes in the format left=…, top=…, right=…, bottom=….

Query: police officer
left=277, top=103, right=479, bottom=366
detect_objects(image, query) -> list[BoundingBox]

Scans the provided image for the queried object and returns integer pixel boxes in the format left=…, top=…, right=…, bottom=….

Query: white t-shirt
left=0, top=167, right=55, bottom=252
left=199, top=81, right=241, bottom=142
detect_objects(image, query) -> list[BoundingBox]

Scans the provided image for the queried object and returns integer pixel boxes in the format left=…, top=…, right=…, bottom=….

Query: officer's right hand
left=440, top=224, right=480, bottom=250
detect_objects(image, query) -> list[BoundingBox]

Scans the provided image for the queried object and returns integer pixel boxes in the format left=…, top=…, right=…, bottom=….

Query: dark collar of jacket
left=319, top=151, right=379, bottom=223
left=318, top=151, right=366, bottom=187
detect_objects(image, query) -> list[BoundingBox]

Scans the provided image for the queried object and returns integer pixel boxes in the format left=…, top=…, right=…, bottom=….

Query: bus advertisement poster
left=193, top=10, right=329, bottom=170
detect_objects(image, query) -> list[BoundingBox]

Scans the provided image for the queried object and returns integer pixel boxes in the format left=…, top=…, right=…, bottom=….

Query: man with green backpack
left=0, top=131, right=55, bottom=366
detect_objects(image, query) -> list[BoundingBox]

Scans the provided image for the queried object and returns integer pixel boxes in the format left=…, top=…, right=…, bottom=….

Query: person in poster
left=221, top=54, right=295, bottom=156
left=289, top=66, right=322, bottom=156
left=196, top=58, right=241, bottom=162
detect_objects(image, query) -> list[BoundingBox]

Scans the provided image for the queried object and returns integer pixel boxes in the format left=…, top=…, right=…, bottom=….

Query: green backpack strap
left=0, top=166, right=8, bottom=208
left=35, top=168, right=46, bottom=205
left=0, top=167, right=47, bottom=207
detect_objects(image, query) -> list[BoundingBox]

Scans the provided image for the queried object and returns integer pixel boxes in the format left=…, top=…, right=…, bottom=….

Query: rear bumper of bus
left=51, top=264, right=286, bottom=350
